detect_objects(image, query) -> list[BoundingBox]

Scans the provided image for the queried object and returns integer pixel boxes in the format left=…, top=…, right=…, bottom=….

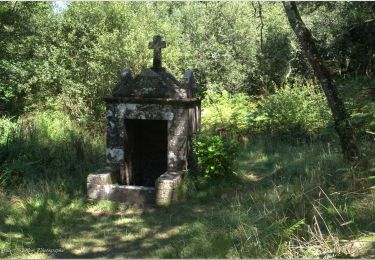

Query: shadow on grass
left=52, top=200, right=235, bottom=258
left=1, top=136, right=374, bottom=258
left=0, top=182, right=237, bottom=258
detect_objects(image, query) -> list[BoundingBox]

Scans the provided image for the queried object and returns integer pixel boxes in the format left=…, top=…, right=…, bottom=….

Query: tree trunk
left=283, top=1, right=359, bottom=162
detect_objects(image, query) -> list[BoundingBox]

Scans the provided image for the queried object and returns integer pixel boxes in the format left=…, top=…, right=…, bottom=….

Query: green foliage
left=201, top=83, right=333, bottom=140
left=0, top=111, right=105, bottom=188
left=0, top=2, right=59, bottom=115
left=202, top=87, right=256, bottom=136
left=253, top=83, right=333, bottom=138
left=193, top=134, right=239, bottom=180
left=0, top=117, right=18, bottom=145
left=337, top=77, right=375, bottom=135
left=0, top=2, right=374, bottom=123
left=301, top=2, right=375, bottom=76
left=258, top=26, right=293, bottom=89
left=0, top=2, right=300, bottom=119
left=178, top=3, right=259, bottom=94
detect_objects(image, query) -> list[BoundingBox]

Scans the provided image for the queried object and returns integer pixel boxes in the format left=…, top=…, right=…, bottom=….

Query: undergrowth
left=0, top=110, right=105, bottom=189
left=0, top=79, right=374, bottom=258
left=0, top=111, right=106, bottom=258
left=202, top=83, right=333, bottom=141
left=178, top=137, right=375, bottom=258
left=0, top=132, right=373, bottom=258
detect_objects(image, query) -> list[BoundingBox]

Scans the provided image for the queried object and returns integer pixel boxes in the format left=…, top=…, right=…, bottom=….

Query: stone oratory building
left=87, top=36, right=201, bottom=205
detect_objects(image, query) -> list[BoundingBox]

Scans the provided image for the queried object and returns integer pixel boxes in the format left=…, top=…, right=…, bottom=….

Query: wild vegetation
left=0, top=2, right=374, bottom=258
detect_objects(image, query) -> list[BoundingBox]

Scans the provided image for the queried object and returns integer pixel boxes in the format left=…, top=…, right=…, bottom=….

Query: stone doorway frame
left=88, top=97, right=200, bottom=205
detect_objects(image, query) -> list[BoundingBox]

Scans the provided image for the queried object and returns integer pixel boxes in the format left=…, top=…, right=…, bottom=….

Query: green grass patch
left=0, top=110, right=105, bottom=188
left=0, top=134, right=373, bottom=258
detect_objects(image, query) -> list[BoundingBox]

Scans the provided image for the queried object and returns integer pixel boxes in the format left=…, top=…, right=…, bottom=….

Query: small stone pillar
left=155, top=171, right=184, bottom=205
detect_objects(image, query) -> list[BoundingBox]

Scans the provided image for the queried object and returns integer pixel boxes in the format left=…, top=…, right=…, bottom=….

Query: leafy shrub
left=0, top=111, right=105, bottom=188
left=257, top=25, right=293, bottom=88
left=202, top=87, right=257, bottom=137
left=249, top=83, right=333, bottom=139
left=337, top=77, right=375, bottom=135
left=201, top=83, right=333, bottom=141
left=193, top=134, right=239, bottom=180
left=0, top=117, right=19, bottom=145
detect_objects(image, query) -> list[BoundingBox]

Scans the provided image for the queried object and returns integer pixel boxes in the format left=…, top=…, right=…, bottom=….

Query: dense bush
left=0, top=111, right=105, bottom=188
left=337, top=77, right=375, bottom=135
left=201, top=83, right=333, bottom=140
left=201, top=87, right=257, bottom=137
left=0, top=117, right=19, bottom=145
left=0, top=2, right=301, bottom=119
left=253, top=83, right=333, bottom=138
left=193, top=134, right=239, bottom=180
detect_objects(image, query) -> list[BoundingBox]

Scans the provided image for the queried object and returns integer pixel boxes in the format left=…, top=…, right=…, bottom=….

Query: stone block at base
left=87, top=170, right=184, bottom=205
left=87, top=184, right=155, bottom=204
left=87, top=172, right=112, bottom=185
left=155, top=171, right=184, bottom=206
left=87, top=172, right=155, bottom=204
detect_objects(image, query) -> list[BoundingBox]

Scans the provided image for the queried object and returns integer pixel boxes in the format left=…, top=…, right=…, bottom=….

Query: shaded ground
left=0, top=139, right=374, bottom=258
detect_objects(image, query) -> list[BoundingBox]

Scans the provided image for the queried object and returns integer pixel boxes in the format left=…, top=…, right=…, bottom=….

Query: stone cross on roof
left=148, top=35, right=166, bottom=70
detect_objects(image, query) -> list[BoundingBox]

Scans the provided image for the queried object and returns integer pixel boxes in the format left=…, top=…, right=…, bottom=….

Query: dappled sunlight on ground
left=1, top=139, right=374, bottom=258
left=50, top=201, right=213, bottom=258
left=240, top=172, right=262, bottom=182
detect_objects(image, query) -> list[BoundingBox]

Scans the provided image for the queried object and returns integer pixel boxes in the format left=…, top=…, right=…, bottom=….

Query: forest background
left=0, top=2, right=374, bottom=258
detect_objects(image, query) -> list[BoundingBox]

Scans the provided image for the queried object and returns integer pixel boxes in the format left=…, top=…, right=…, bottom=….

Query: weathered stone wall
left=106, top=98, right=200, bottom=185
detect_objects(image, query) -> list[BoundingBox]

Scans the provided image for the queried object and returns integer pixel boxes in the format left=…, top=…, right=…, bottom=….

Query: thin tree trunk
left=258, top=1, right=264, bottom=51
left=283, top=1, right=359, bottom=162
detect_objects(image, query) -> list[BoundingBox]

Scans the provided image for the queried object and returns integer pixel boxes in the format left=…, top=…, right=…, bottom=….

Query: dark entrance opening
left=124, top=119, right=168, bottom=187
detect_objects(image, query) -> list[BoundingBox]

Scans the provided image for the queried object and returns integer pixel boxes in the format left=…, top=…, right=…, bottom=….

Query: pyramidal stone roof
left=111, top=68, right=194, bottom=99
left=110, top=35, right=196, bottom=100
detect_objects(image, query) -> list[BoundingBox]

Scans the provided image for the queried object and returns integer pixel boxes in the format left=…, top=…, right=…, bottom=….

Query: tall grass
left=177, top=137, right=375, bottom=258
left=0, top=110, right=105, bottom=189
left=0, top=81, right=373, bottom=258
left=240, top=138, right=373, bottom=257
left=0, top=111, right=106, bottom=258
left=0, top=126, right=373, bottom=258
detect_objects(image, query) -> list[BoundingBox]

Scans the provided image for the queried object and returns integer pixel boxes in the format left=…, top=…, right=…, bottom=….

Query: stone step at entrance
left=87, top=171, right=183, bottom=205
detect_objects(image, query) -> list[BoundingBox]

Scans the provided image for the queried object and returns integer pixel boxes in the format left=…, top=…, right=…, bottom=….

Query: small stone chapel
left=87, top=35, right=201, bottom=205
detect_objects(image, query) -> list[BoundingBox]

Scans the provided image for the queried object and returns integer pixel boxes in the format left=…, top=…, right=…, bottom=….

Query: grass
left=0, top=111, right=104, bottom=188
left=0, top=125, right=374, bottom=258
